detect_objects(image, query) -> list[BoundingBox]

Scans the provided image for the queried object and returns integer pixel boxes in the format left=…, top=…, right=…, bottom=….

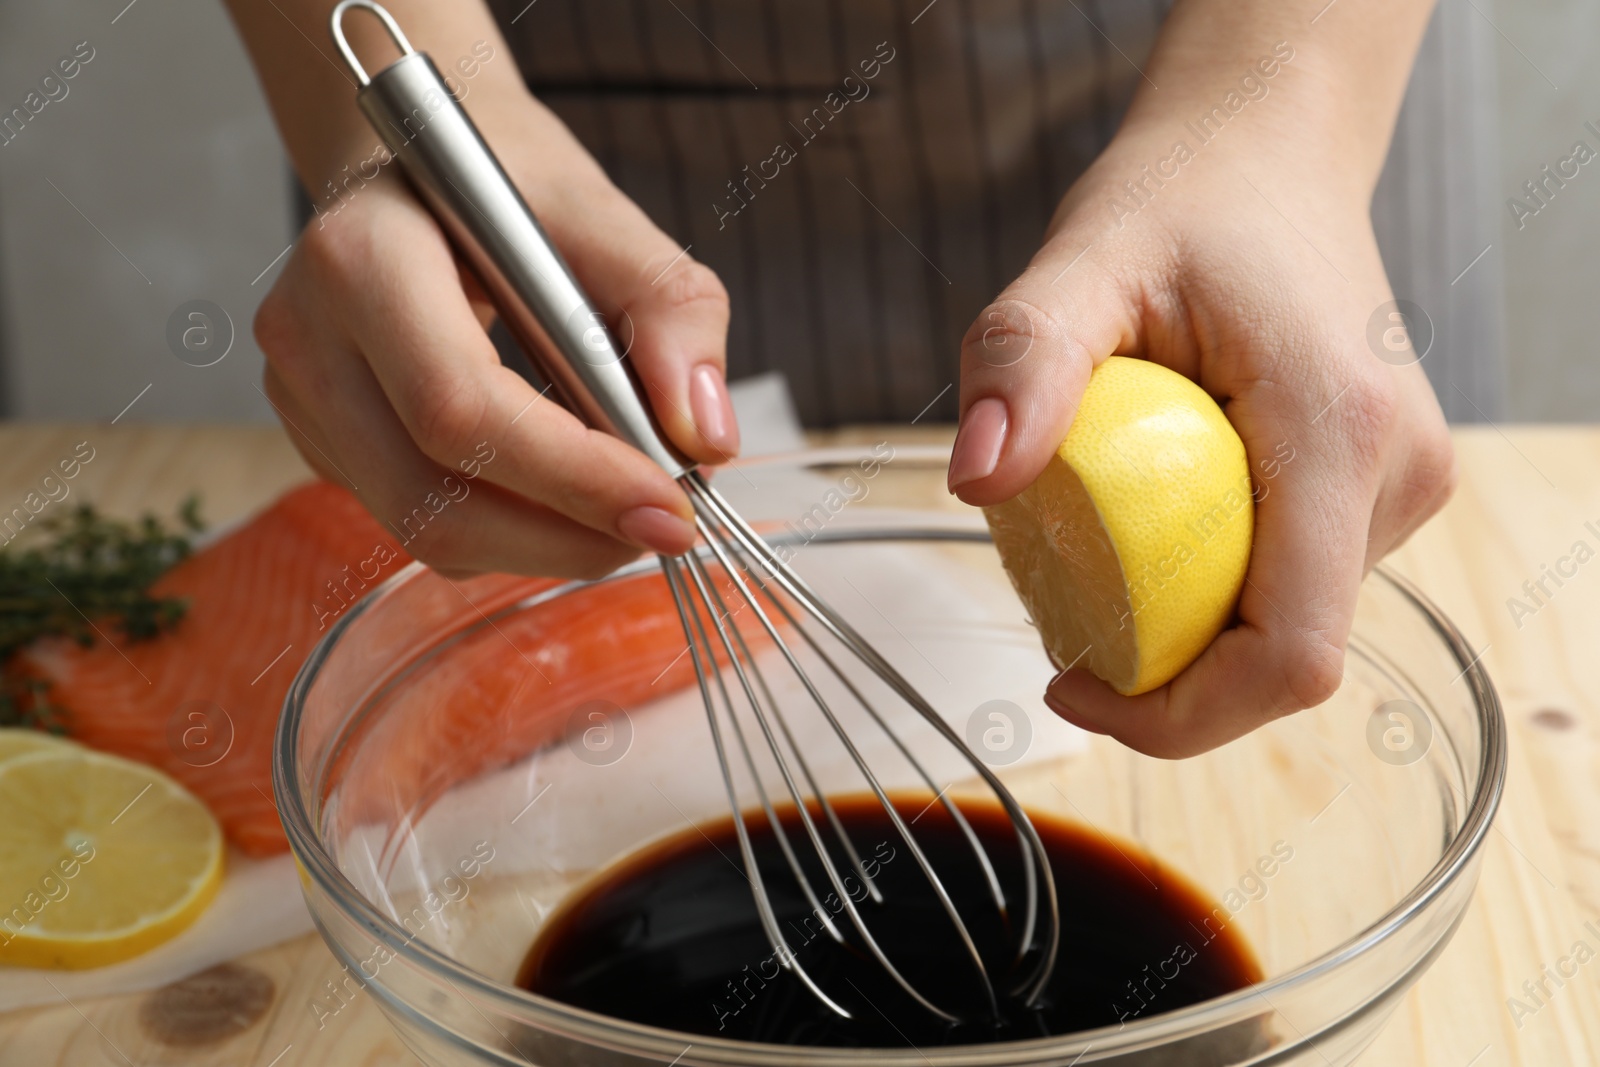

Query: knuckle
left=960, top=297, right=1073, bottom=373
left=642, top=258, right=728, bottom=316
left=1280, top=639, right=1345, bottom=710
left=1393, top=424, right=1458, bottom=521
left=407, top=376, right=491, bottom=464
left=1328, top=371, right=1396, bottom=468
left=253, top=286, right=318, bottom=383
left=1435, top=447, right=1461, bottom=507
left=962, top=298, right=1043, bottom=353
left=252, top=287, right=296, bottom=358
left=1414, top=425, right=1458, bottom=501
left=297, top=204, right=399, bottom=290
left=1344, top=372, right=1397, bottom=432
left=296, top=217, right=356, bottom=280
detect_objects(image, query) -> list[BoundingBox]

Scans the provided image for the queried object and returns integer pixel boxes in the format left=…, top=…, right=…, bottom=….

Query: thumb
left=948, top=246, right=1133, bottom=506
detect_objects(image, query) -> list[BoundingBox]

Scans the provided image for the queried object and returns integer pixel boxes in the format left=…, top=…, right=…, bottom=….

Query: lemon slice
left=0, top=727, right=79, bottom=765
left=0, top=748, right=223, bottom=968
left=984, top=357, right=1253, bottom=695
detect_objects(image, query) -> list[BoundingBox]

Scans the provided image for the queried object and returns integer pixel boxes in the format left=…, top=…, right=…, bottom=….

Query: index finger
left=312, top=185, right=699, bottom=556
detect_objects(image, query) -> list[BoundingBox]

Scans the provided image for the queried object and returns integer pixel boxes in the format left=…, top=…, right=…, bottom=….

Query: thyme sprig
left=0, top=498, right=203, bottom=731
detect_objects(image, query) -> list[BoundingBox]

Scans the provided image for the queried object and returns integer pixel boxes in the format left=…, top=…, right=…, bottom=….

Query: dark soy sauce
left=519, top=795, right=1264, bottom=1049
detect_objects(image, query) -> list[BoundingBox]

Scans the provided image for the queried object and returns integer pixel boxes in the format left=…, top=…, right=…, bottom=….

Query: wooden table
left=0, top=423, right=1596, bottom=1066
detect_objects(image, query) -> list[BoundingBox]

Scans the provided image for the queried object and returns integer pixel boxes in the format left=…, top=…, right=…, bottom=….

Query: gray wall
left=1374, top=0, right=1510, bottom=422
left=1491, top=0, right=1600, bottom=421
left=0, top=0, right=286, bottom=422
left=0, top=0, right=1590, bottom=424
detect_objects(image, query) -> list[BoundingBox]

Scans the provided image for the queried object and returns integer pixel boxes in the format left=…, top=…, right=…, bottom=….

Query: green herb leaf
left=0, top=497, right=203, bottom=731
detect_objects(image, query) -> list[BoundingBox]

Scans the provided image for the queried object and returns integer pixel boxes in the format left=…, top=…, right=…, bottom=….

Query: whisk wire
left=709, top=516, right=1008, bottom=917
left=697, top=597, right=848, bottom=944
left=691, top=551, right=887, bottom=907
left=687, top=498, right=1007, bottom=1021
left=685, top=473, right=1062, bottom=1005
left=660, top=557, right=853, bottom=1019
left=680, top=539, right=976, bottom=1022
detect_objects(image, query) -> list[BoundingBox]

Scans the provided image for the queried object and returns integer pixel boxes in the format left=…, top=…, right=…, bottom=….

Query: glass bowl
left=276, top=447, right=1505, bottom=1066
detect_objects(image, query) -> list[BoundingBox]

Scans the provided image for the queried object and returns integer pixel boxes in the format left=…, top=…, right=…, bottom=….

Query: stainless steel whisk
left=332, top=0, right=1059, bottom=1024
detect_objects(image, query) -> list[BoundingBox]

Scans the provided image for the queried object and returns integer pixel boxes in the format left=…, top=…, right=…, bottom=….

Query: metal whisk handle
left=329, top=0, right=693, bottom=479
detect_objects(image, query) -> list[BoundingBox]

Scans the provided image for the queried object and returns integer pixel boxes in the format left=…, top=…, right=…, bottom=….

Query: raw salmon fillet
left=19, top=482, right=415, bottom=856
left=329, top=565, right=763, bottom=833
left=22, top=481, right=775, bottom=856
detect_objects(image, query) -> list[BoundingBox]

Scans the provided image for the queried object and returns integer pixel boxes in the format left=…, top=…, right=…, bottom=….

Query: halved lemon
left=984, top=356, right=1253, bottom=695
left=0, top=748, right=223, bottom=968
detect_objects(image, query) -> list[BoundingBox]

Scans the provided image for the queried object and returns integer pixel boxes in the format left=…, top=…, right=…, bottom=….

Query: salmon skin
left=20, top=482, right=774, bottom=856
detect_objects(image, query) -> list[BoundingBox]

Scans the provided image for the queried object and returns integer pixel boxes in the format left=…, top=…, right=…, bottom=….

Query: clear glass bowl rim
left=274, top=446, right=1508, bottom=1065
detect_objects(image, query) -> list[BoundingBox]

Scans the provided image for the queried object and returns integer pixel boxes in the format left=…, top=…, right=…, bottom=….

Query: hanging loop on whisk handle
left=329, top=0, right=694, bottom=478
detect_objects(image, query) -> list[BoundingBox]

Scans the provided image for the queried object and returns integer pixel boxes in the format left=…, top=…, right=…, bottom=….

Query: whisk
left=332, top=0, right=1059, bottom=1024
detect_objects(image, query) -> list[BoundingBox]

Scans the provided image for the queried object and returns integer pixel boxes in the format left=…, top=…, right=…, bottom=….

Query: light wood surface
left=0, top=423, right=1597, bottom=1066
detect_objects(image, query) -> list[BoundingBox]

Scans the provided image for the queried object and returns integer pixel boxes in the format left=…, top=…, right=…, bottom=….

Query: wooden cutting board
left=0, top=423, right=1595, bottom=1066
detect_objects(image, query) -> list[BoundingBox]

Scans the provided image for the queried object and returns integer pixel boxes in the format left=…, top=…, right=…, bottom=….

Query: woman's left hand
left=948, top=108, right=1454, bottom=758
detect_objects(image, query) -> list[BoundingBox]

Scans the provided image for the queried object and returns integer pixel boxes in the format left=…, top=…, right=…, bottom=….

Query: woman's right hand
left=253, top=86, right=739, bottom=578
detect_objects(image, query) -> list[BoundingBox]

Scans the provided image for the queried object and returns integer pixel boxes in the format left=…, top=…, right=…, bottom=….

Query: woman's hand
left=949, top=15, right=1452, bottom=756
left=224, top=0, right=736, bottom=579
left=254, top=87, right=738, bottom=579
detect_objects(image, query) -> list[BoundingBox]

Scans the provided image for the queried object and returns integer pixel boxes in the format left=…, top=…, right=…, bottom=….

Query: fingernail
left=689, top=363, right=740, bottom=457
left=947, top=396, right=1008, bottom=493
left=617, top=506, right=696, bottom=555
